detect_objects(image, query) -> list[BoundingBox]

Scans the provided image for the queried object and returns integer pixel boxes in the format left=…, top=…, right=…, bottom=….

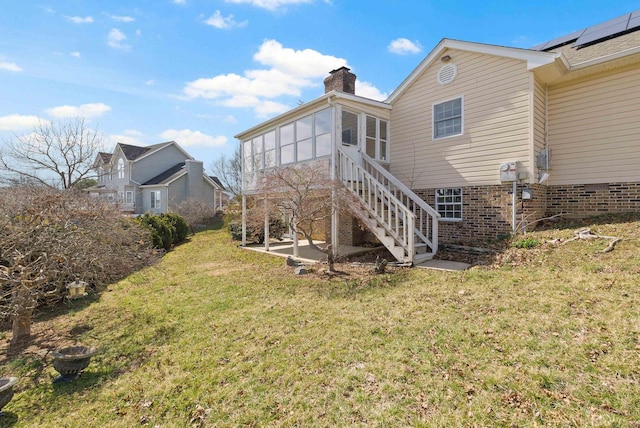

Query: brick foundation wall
left=324, top=212, right=367, bottom=246
left=546, top=182, right=640, bottom=217
left=414, top=184, right=547, bottom=245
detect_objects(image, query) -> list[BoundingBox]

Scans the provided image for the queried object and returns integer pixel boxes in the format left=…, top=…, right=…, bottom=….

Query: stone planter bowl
left=0, top=377, right=18, bottom=413
left=52, top=346, right=98, bottom=383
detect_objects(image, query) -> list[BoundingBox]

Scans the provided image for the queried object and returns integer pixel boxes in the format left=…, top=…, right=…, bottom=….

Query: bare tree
left=173, top=197, right=220, bottom=233
left=250, top=161, right=352, bottom=271
left=0, top=117, right=103, bottom=189
left=210, top=145, right=241, bottom=197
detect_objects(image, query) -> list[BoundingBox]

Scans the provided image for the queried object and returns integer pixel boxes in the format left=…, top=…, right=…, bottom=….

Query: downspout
left=512, top=181, right=517, bottom=232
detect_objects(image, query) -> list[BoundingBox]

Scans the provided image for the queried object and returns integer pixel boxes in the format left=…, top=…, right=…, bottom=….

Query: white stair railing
left=337, top=148, right=440, bottom=261
left=360, top=152, right=439, bottom=256
left=337, top=148, right=440, bottom=262
left=338, top=148, right=415, bottom=261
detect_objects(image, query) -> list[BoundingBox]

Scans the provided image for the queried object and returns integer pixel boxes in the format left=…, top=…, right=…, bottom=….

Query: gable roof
left=386, top=39, right=558, bottom=103
left=116, top=141, right=175, bottom=161
left=141, top=162, right=186, bottom=186
left=92, top=151, right=113, bottom=168
left=209, top=176, right=225, bottom=190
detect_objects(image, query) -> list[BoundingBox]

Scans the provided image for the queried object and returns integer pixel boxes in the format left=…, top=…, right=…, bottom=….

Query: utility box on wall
left=499, top=161, right=518, bottom=182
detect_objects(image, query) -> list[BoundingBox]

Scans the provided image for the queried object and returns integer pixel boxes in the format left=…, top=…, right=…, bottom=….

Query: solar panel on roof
left=532, top=29, right=585, bottom=51
left=628, top=11, right=640, bottom=31
left=574, top=11, right=634, bottom=47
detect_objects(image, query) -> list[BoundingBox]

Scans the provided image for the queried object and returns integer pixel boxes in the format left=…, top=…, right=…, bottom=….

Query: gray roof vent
left=437, top=63, right=457, bottom=85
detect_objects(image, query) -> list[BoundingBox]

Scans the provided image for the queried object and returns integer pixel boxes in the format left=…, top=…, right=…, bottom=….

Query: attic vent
left=437, top=63, right=457, bottom=85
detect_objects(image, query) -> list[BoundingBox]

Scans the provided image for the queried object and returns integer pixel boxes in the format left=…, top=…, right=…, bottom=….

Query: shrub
left=173, top=198, right=220, bottom=232
left=163, top=212, right=189, bottom=243
left=228, top=218, right=286, bottom=243
left=514, top=237, right=539, bottom=249
left=136, top=212, right=189, bottom=250
left=0, top=186, right=157, bottom=342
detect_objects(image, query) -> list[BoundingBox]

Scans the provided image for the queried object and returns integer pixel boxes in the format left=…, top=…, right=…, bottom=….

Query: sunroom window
left=365, top=116, right=389, bottom=161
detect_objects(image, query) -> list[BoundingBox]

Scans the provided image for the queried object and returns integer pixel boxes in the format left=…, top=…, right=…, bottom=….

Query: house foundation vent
left=437, top=63, right=457, bottom=85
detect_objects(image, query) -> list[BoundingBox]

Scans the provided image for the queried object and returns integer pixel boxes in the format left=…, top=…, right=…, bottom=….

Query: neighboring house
left=236, top=10, right=640, bottom=263
left=90, top=141, right=225, bottom=214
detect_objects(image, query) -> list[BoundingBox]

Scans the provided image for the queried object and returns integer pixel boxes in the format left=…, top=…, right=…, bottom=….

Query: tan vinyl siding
left=533, top=77, right=546, bottom=161
left=389, top=49, right=532, bottom=188
left=547, top=65, right=640, bottom=185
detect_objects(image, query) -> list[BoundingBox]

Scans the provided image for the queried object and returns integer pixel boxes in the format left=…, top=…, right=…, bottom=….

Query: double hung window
left=433, top=97, right=462, bottom=139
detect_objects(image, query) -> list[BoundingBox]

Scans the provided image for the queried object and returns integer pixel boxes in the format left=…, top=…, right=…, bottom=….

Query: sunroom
left=237, top=95, right=391, bottom=249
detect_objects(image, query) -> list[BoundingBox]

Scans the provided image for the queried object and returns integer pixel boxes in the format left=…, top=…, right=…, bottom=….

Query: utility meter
left=499, top=161, right=518, bottom=182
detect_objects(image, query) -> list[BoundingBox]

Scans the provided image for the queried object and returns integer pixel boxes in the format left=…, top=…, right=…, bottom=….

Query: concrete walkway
left=414, top=259, right=471, bottom=271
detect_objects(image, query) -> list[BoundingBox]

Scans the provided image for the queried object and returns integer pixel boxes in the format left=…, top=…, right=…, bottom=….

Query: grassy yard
left=1, top=215, right=640, bottom=427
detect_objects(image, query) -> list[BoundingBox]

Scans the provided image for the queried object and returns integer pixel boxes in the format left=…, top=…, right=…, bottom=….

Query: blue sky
left=1, top=0, right=638, bottom=169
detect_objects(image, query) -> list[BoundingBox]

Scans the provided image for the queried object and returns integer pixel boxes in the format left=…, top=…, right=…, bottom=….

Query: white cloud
left=107, top=28, right=131, bottom=51
left=159, top=129, right=227, bottom=147
left=45, top=103, right=111, bottom=119
left=173, top=0, right=186, bottom=4
left=146, top=79, right=155, bottom=86
left=0, top=114, right=44, bottom=131
left=388, top=38, right=422, bottom=55
left=107, top=134, right=143, bottom=146
left=106, top=14, right=135, bottom=23
left=66, top=16, right=94, bottom=24
left=225, top=0, right=313, bottom=11
left=183, top=39, right=361, bottom=117
left=70, top=51, right=81, bottom=58
left=0, top=59, right=23, bottom=72
left=356, top=81, right=387, bottom=101
left=204, top=10, right=247, bottom=29
left=39, top=5, right=55, bottom=14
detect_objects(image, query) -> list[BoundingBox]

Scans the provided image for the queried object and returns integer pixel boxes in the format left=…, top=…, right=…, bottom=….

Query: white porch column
left=331, top=190, right=339, bottom=259
left=292, top=216, right=299, bottom=257
left=241, top=194, right=247, bottom=247
left=264, top=196, right=269, bottom=251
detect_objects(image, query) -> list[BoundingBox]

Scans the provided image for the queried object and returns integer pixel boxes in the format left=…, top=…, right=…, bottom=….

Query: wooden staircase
left=337, top=148, right=440, bottom=264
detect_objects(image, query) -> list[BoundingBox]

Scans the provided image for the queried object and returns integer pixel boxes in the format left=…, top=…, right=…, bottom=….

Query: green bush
left=228, top=218, right=286, bottom=243
left=514, top=237, right=539, bottom=249
left=163, top=212, right=189, bottom=243
left=136, top=212, right=189, bottom=250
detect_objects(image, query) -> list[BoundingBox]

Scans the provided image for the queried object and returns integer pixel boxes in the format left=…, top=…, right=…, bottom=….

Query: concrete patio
left=242, top=240, right=470, bottom=271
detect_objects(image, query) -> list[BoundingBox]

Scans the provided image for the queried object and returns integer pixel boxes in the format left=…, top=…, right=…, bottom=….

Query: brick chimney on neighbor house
left=324, top=66, right=356, bottom=94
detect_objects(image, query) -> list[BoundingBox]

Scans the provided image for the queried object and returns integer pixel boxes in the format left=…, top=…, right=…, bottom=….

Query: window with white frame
left=296, top=115, right=313, bottom=162
left=365, top=115, right=389, bottom=161
left=117, top=158, right=125, bottom=179
left=436, top=188, right=462, bottom=220
left=315, top=108, right=332, bottom=157
left=150, top=190, right=161, bottom=209
left=433, top=97, right=462, bottom=139
left=264, top=131, right=276, bottom=168
left=279, top=123, right=295, bottom=165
